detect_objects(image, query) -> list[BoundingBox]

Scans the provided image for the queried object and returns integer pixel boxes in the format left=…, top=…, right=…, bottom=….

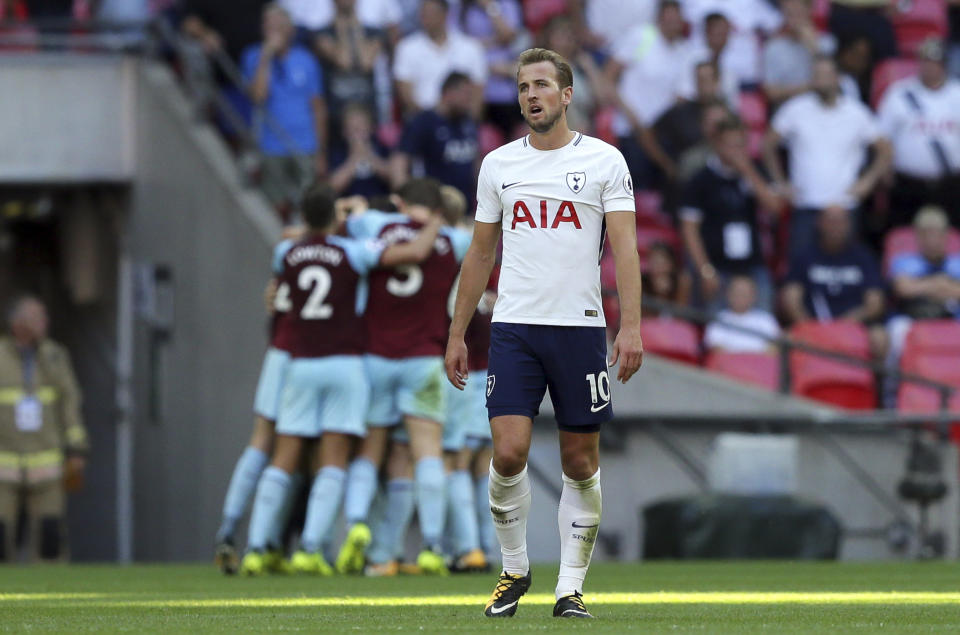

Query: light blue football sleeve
left=330, top=235, right=386, bottom=276
left=345, top=211, right=408, bottom=240
left=443, top=227, right=472, bottom=263
left=272, top=239, right=295, bottom=274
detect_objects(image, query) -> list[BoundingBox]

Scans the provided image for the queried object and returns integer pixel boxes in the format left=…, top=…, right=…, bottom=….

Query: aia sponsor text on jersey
left=510, top=200, right=582, bottom=231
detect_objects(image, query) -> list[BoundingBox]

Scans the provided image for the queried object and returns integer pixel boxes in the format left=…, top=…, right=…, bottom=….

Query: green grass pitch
left=3, top=561, right=960, bottom=632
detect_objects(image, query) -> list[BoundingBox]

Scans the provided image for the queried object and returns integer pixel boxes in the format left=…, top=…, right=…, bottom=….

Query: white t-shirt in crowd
left=878, top=76, right=960, bottom=180
left=475, top=132, right=636, bottom=327
left=704, top=309, right=780, bottom=353
left=586, top=0, right=658, bottom=51
left=682, top=0, right=782, bottom=85
left=281, top=0, right=402, bottom=30
left=393, top=30, right=488, bottom=110
left=612, top=24, right=692, bottom=134
left=771, top=92, right=882, bottom=209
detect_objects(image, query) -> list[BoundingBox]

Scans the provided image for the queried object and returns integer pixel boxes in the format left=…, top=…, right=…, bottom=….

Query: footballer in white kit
left=445, top=48, right=644, bottom=620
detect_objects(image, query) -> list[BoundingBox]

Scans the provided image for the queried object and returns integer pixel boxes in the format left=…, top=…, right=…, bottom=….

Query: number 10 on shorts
left=586, top=371, right=611, bottom=411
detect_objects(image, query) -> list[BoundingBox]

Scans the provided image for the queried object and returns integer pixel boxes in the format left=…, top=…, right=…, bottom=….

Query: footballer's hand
left=609, top=323, right=644, bottom=383
left=264, top=279, right=278, bottom=314
left=445, top=336, right=469, bottom=390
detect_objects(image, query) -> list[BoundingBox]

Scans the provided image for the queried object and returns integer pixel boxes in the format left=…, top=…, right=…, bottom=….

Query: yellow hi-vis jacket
left=0, top=337, right=89, bottom=484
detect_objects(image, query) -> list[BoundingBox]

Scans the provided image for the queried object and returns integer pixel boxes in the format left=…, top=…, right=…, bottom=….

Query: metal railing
left=634, top=294, right=958, bottom=424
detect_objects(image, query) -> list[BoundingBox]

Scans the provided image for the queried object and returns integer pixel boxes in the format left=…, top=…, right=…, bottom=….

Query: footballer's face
left=517, top=61, right=571, bottom=134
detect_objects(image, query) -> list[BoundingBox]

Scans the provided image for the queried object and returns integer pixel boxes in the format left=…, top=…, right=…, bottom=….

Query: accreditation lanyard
left=15, top=348, right=42, bottom=433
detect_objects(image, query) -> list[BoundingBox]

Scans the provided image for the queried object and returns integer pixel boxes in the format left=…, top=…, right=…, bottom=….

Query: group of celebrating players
left=211, top=44, right=645, bottom=620
left=214, top=178, right=498, bottom=579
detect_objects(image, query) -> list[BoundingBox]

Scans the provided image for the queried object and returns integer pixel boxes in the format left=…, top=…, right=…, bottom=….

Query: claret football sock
left=300, top=466, right=346, bottom=553
left=556, top=470, right=601, bottom=600
left=217, top=446, right=268, bottom=542
left=447, top=470, right=480, bottom=555
left=344, top=458, right=378, bottom=526
left=246, top=466, right=291, bottom=552
left=415, top=457, right=446, bottom=550
left=488, top=462, right=531, bottom=575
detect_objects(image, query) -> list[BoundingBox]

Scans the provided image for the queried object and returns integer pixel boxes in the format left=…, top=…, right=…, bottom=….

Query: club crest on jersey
left=566, top=172, right=586, bottom=194
left=486, top=375, right=496, bottom=397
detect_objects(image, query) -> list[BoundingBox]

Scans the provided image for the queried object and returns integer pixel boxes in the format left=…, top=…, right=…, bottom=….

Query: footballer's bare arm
left=445, top=220, right=501, bottom=389
left=605, top=210, right=644, bottom=383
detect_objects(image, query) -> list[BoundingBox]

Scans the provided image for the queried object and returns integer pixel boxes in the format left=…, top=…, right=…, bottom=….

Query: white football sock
left=556, top=469, right=601, bottom=600
left=488, top=461, right=531, bottom=575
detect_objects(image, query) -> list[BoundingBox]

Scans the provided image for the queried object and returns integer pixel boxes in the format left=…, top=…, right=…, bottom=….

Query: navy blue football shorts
left=485, top=323, right=613, bottom=433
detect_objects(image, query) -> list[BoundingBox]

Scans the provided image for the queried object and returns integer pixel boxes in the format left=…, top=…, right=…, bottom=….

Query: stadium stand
left=892, top=0, right=949, bottom=57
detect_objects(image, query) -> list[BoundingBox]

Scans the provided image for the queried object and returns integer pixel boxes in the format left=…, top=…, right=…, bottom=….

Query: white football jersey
left=475, top=132, right=635, bottom=327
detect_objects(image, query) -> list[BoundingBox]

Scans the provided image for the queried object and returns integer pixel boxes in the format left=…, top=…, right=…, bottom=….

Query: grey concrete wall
left=523, top=425, right=958, bottom=563
left=0, top=55, right=135, bottom=182
left=128, top=61, right=281, bottom=561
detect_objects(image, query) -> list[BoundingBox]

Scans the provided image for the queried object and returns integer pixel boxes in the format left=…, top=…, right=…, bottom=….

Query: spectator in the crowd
left=281, top=0, right=402, bottom=42
left=642, top=242, right=692, bottom=317
left=828, top=0, right=897, bottom=64
left=676, top=99, right=735, bottom=184
left=682, top=0, right=783, bottom=87
left=606, top=0, right=691, bottom=188
left=762, top=0, right=838, bottom=108
left=704, top=276, right=781, bottom=352
left=763, top=55, right=891, bottom=257
left=878, top=38, right=960, bottom=229
left=782, top=205, right=888, bottom=361
left=541, top=15, right=607, bottom=136
left=655, top=63, right=728, bottom=170
left=0, top=296, right=89, bottom=563
left=314, top=0, right=384, bottom=143
left=887, top=206, right=960, bottom=349
left=681, top=118, right=783, bottom=313
left=458, top=0, right=526, bottom=140
left=585, top=0, right=659, bottom=53
left=329, top=103, right=391, bottom=198
left=682, top=13, right=743, bottom=107
left=391, top=72, right=478, bottom=208
left=181, top=0, right=270, bottom=63
left=393, top=0, right=487, bottom=116
left=834, top=32, right=871, bottom=101
left=243, top=4, right=327, bottom=209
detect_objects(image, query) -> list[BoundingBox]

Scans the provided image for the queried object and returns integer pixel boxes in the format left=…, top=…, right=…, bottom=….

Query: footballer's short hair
left=397, top=178, right=443, bottom=211
left=517, top=47, right=574, bottom=90
left=439, top=185, right=467, bottom=224
left=301, top=182, right=337, bottom=229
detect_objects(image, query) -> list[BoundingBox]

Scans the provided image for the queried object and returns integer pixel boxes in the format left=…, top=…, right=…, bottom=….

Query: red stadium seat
left=897, top=354, right=960, bottom=413
left=902, top=321, right=960, bottom=362
left=523, top=0, right=568, bottom=33
left=376, top=121, right=402, bottom=149
left=870, top=58, right=920, bottom=108
left=635, top=190, right=671, bottom=228
left=739, top=92, right=767, bottom=158
left=636, top=225, right=681, bottom=269
left=892, top=0, right=948, bottom=57
left=478, top=124, right=504, bottom=158
left=594, top=106, right=617, bottom=146
left=641, top=318, right=700, bottom=364
left=882, top=226, right=960, bottom=274
left=789, top=321, right=876, bottom=410
left=705, top=351, right=780, bottom=391
left=811, top=0, right=831, bottom=31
